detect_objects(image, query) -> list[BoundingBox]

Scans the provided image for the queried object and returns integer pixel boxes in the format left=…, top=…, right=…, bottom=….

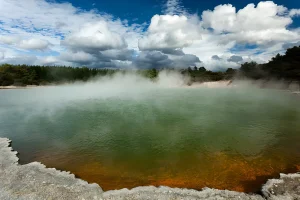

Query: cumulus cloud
left=205, top=59, right=240, bottom=71
left=18, top=39, right=50, bottom=50
left=0, top=0, right=299, bottom=71
left=164, top=0, right=186, bottom=15
left=0, top=36, right=50, bottom=50
left=0, top=0, right=142, bottom=68
left=161, top=49, right=185, bottom=56
left=227, top=55, right=243, bottom=63
left=133, top=51, right=172, bottom=69
left=139, top=14, right=202, bottom=51
left=38, top=56, right=59, bottom=66
left=0, top=35, right=20, bottom=45
left=202, top=54, right=246, bottom=71
left=212, top=55, right=221, bottom=60
left=100, top=49, right=134, bottom=61
left=182, top=1, right=300, bottom=70
left=0, top=52, right=4, bottom=60
left=289, top=9, right=300, bottom=17
left=171, top=54, right=201, bottom=68
left=60, top=51, right=96, bottom=64
left=62, top=22, right=127, bottom=53
left=133, top=50, right=201, bottom=69
left=282, top=41, right=300, bottom=50
left=220, top=29, right=299, bottom=46
left=202, top=2, right=291, bottom=32
left=60, top=49, right=135, bottom=67
left=0, top=55, right=38, bottom=65
left=201, top=1, right=299, bottom=45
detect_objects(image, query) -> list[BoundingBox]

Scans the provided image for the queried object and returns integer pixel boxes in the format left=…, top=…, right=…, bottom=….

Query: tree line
left=0, top=46, right=299, bottom=86
left=0, top=65, right=117, bottom=86
left=238, top=46, right=300, bottom=81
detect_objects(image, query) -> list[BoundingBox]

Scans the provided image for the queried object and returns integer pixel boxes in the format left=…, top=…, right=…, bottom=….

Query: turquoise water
left=0, top=84, right=300, bottom=192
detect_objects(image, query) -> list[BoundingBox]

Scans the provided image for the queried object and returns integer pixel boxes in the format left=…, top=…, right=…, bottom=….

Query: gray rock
left=262, top=173, right=300, bottom=200
left=103, top=186, right=263, bottom=200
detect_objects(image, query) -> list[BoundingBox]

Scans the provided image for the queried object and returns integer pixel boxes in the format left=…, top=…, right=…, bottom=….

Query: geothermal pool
left=0, top=78, right=300, bottom=192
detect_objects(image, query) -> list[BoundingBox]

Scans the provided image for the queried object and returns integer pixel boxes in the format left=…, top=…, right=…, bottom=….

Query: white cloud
left=183, top=33, right=236, bottom=62
left=282, top=41, right=300, bottom=50
left=139, top=14, right=202, bottom=51
left=220, top=29, right=299, bottom=46
left=139, top=1, right=300, bottom=70
left=202, top=2, right=291, bottom=33
left=202, top=4, right=237, bottom=33
left=60, top=51, right=96, bottom=64
left=201, top=1, right=298, bottom=45
left=0, top=0, right=299, bottom=71
left=133, top=51, right=171, bottom=68
left=62, top=22, right=127, bottom=52
left=204, top=59, right=240, bottom=71
left=100, top=49, right=134, bottom=61
left=164, top=0, right=186, bottom=15
left=38, top=56, right=59, bottom=66
left=0, top=36, right=50, bottom=50
left=0, top=55, right=38, bottom=65
left=212, top=55, right=221, bottom=60
left=0, top=52, right=4, bottom=60
left=170, top=53, right=202, bottom=68
left=133, top=50, right=201, bottom=69
left=227, top=55, right=243, bottom=63
left=0, top=35, right=20, bottom=45
left=289, top=9, right=300, bottom=17
left=0, top=0, right=145, bottom=68
left=19, top=38, right=50, bottom=50
left=184, top=1, right=300, bottom=70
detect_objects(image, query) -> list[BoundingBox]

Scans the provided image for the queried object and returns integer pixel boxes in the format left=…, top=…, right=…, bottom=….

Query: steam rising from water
left=1, top=70, right=298, bottom=118
left=0, top=70, right=300, bottom=192
left=21, top=70, right=190, bottom=103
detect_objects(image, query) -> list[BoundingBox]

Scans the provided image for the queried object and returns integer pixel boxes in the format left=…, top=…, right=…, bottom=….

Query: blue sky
left=0, top=0, right=299, bottom=71
left=59, top=0, right=300, bottom=26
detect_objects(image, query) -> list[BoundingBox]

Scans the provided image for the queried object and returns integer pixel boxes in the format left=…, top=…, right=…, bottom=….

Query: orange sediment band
left=33, top=151, right=300, bottom=193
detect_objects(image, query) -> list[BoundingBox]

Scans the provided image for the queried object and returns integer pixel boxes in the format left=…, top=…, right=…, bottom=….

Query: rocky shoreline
left=0, top=137, right=299, bottom=200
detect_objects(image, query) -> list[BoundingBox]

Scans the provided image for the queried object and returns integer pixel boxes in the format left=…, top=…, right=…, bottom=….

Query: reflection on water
left=0, top=85, right=300, bottom=192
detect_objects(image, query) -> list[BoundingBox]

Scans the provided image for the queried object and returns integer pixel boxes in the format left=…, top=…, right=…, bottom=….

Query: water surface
left=0, top=84, right=299, bottom=192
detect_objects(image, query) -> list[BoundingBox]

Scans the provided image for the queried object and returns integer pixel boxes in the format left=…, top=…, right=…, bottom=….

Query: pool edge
left=0, top=137, right=299, bottom=200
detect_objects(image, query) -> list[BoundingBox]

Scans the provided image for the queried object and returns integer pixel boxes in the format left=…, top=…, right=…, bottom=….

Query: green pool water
left=0, top=83, right=300, bottom=192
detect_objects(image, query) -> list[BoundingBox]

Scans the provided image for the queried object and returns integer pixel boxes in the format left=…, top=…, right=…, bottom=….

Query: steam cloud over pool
left=0, top=72, right=300, bottom=192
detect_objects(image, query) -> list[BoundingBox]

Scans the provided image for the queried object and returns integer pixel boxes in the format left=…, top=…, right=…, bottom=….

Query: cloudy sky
left=0, top=0, right=299, bottom=71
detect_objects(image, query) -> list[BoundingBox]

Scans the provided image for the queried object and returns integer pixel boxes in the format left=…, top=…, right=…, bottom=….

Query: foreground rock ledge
left=0, top=138, right=299, bottom=200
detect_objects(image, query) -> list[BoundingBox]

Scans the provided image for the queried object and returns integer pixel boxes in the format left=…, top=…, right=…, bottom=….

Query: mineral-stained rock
left=103, top=186, right=264, bottom=200
left=262, top=173, right=300, bottom=200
